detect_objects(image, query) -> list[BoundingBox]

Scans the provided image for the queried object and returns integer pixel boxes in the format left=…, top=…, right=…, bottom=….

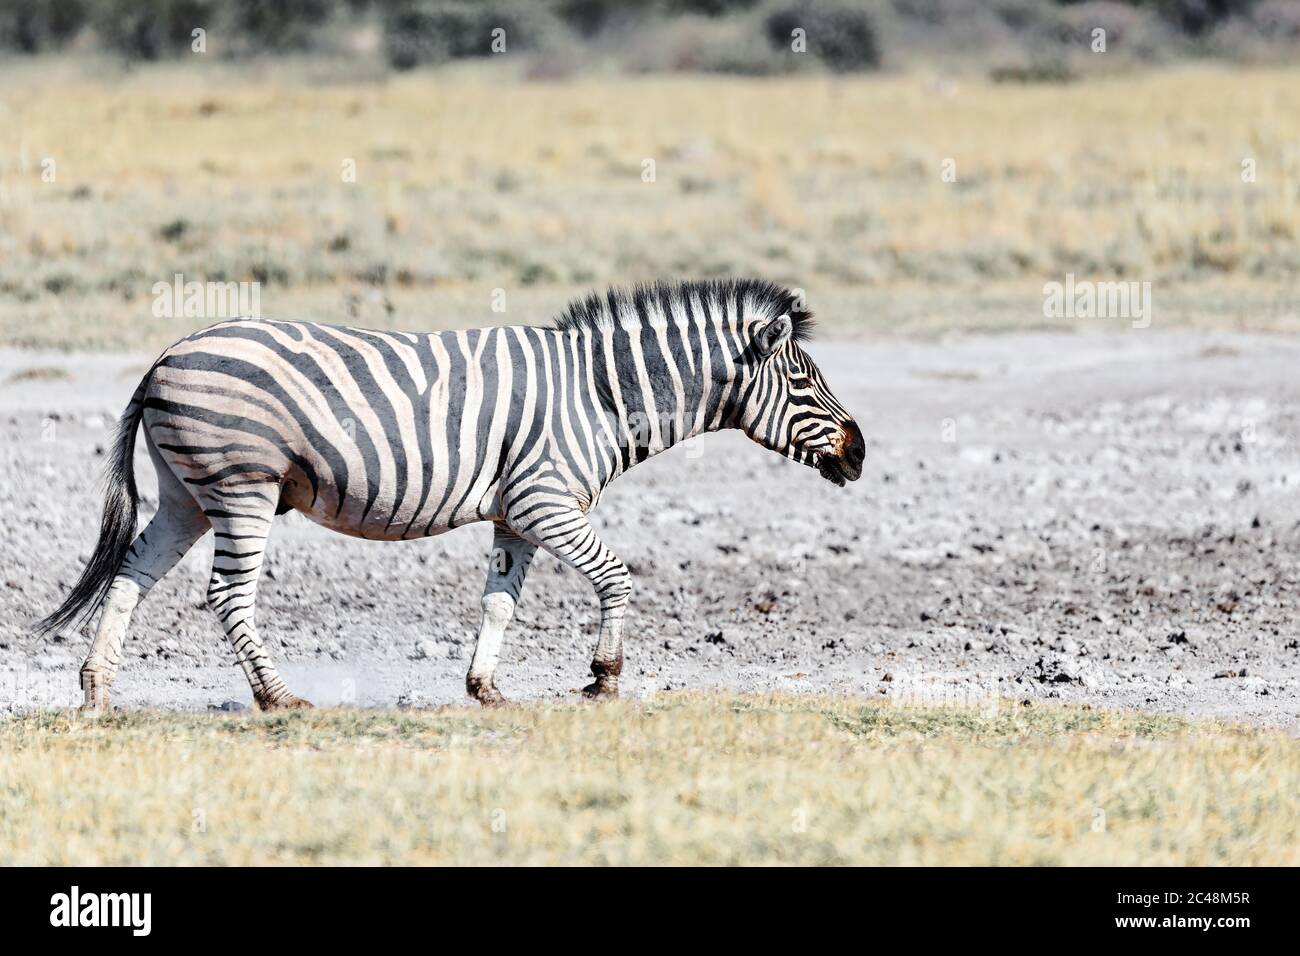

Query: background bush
left=93, top=0, right=217, bottom=59
left=765, top=1, right=882, bottom=72
left=383, top=1, right=560, bottom=70
left=0, top=0, right=1295, bottom=71
left=0, top=0, right=90, bottom=52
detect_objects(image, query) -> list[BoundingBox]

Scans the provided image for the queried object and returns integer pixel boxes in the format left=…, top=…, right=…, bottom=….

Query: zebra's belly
left=274, top=426, right=506, bottom=538
left=278, top=457, right=503, bottom=541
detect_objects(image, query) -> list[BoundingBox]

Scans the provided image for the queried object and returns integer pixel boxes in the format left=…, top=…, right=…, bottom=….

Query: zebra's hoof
left=581, top=680, right=618, bottom=701
left=80, top=670, right=112, bottom=713
left=257, top=694, right=314, bottom=711
left=79, top=693, right=111, bottom=713
left=467, top=674, right=510, bottom=708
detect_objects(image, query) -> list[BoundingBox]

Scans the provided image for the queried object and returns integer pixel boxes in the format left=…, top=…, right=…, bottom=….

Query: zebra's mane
left=550, top=279, right=814, bottom=342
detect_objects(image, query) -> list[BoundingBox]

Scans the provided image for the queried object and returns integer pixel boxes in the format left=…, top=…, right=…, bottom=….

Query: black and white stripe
left=40, top=279, right=864, bottom=708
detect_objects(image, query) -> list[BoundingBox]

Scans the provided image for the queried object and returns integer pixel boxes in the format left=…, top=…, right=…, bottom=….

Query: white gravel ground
left=3, top=330, right=1298, bottom=729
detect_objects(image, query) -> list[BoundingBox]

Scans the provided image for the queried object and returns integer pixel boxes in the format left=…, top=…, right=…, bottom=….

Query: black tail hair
left=34, top=372, right=151, bottom=636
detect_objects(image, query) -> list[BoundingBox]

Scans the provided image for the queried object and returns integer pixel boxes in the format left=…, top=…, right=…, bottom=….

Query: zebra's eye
left=790, top=373, right=811, bottom=386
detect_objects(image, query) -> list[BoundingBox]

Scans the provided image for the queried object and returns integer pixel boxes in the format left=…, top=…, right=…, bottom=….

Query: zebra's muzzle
left=817, top=453, right=859, bottom=486
left=817, top=420, right=865, bottom=486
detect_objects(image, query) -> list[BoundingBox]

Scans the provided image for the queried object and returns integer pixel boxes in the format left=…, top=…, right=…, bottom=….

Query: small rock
left=1019, top=655, right=1082, bottom=685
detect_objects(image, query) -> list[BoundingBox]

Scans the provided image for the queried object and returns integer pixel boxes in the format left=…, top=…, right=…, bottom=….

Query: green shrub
left=764, top=0, right=881, bottom=71
left=1155, top=0, right=1255, bottom=37
left=93, top=0, right=217, bottom=59
left=231, top=0, right=333, bottom=51
left=666, top=0, right=763, bottom=14
left=0, top=0, right=90, bottom=52
left=384, top=1, right=559, bottom=69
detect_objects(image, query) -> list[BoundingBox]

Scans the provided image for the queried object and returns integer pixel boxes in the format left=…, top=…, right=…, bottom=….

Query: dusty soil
left=3, top=330, right=1299, bottom=729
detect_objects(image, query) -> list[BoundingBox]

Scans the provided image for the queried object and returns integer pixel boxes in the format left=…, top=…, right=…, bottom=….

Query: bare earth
left=3, top=330, right=1298, bottom=729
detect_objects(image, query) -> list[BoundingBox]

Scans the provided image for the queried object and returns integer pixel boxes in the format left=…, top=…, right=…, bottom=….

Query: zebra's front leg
left=466, top=523, right=536, bottom=708
left=509, top=507, right=631, bottom=701
left=583, top=576, right=629, bottom=700
left=203, top=489, right=311, bottom=711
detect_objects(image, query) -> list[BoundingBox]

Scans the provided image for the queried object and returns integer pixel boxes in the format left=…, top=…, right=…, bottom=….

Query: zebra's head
left=736, top=301, right=865, bottom=487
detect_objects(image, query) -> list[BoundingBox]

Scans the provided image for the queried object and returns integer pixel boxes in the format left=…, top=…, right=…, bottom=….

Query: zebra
left=37, top=278, right=864, bottom=709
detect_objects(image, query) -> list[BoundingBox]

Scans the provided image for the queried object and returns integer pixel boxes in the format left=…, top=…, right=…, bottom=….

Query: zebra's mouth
left=814, top=452, right=860, bottom=487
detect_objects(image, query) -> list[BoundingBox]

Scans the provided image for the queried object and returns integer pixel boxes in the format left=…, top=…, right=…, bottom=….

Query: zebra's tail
left=34, top=370, right=152, bottom=636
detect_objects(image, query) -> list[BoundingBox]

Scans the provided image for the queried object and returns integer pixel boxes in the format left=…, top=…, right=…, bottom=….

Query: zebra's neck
left=575, top=313, right=745, bottom=478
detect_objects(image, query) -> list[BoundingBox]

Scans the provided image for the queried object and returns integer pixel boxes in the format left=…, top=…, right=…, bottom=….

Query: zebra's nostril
left=843, top=420, right=866, bottom=465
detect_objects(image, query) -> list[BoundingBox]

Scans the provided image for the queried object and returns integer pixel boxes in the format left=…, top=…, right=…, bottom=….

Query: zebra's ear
left=755, top=314, right=793, bottom=358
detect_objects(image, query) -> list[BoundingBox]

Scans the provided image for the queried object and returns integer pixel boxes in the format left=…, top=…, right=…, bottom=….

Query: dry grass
left=0, top=63, right=1297, bottom=350
left=2, top=694, right=1296, bottom=865
left=3, top=365, right=69, bottom=384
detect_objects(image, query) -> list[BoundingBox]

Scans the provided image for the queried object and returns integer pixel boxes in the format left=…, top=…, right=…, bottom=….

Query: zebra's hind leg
left=506, top=507, right=630, bottom=701
left=465, top=523, right=537, bottom=707
left=81, top=442, right=210, bottom=711
left=201, top=484, right=311, bottom=711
